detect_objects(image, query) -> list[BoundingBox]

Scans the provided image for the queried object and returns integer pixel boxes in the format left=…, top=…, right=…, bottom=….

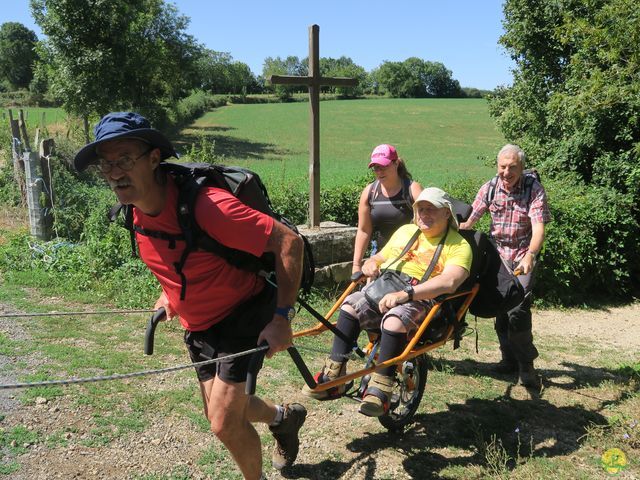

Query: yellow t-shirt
left=378, top=224, right=472, bottom=280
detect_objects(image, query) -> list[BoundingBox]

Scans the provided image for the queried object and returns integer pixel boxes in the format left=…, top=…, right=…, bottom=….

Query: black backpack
left=111, top=161, right=315, bottom=300
left=465, top=232, right=525, bottom=318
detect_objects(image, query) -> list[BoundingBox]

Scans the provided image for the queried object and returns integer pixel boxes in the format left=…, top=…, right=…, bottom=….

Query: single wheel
left=378, top=353, right=428, bottom=432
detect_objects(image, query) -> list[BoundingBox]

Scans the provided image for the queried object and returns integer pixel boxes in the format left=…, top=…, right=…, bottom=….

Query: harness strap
left=132, top=224, right=183, bottom=249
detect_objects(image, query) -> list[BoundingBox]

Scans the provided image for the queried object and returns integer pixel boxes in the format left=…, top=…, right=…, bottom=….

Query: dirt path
left=533, top=303, right=640, bottom=349
left=0, top=302, right=638, bottom=479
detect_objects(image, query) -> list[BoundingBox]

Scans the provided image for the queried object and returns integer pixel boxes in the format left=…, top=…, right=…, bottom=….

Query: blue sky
left=1, top=1, right=514, bottom=90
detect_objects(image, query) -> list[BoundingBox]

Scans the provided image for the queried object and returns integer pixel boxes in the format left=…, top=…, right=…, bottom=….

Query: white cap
left=412, top=187, right=459, bottom=229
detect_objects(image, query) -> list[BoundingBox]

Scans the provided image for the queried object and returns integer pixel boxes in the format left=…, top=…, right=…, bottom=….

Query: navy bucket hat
left=73, top=112, right=177, bottom=171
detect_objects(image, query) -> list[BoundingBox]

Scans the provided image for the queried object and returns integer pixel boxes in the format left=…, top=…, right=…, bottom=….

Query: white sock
left=269, top=404, right=285, bottom=426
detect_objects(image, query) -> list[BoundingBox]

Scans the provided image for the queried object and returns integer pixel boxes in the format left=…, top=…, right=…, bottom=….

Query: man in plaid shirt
left=460, top=144, right=551, bottom=389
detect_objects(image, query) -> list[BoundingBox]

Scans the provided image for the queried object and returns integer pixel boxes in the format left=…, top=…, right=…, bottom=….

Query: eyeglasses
left=371, top=163, right=392, bottom=172
left=97, top=148, right=152, bottom=173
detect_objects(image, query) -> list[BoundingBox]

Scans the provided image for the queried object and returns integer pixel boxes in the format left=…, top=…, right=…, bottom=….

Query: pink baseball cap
left=368, top=144, right=398, bottom=168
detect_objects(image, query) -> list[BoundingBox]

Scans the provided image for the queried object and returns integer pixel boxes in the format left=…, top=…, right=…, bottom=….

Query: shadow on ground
left=283, top=392, right=607, bottom=479
left=172, top=125, right=300, bottom=161
left=431, top=357, right=639, bottom=396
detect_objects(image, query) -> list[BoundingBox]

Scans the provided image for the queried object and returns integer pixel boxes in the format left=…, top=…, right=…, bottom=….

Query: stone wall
left=297, top=221, right=357, bottom=284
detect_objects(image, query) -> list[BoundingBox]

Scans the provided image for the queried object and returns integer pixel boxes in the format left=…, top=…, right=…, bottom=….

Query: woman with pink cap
left=352, top=144, right=423, bottom=274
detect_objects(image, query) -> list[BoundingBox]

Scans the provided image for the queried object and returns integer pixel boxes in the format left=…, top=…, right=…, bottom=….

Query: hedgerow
left=0, top=143, right=637, bottom=307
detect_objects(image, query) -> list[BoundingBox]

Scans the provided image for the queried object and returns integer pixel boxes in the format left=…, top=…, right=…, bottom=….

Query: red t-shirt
left=134, top=177, right=274, bottom=331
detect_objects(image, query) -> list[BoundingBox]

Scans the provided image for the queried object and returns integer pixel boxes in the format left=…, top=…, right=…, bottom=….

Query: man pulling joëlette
left=74, top=112, right=306, bottom=480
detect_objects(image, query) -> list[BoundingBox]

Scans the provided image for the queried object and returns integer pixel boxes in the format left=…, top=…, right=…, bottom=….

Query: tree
left=31, top=0, right=202, bottom=126
left=262, top=56, right=306, bottom=100
left=376, top=61, right=415, bottom=97
left=489, top=0, right=640, bottom=210
left=375, top=58, right=463, bottom=98
left=0, top=22, right=38, bottom=89
left=196, top=50, right=258, bottom=94
left=318, top=56, right=368, bottom=97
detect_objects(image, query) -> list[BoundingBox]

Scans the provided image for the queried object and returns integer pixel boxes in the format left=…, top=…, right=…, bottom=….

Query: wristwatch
left=275, top=306, right=296, bottom=322
left=402, top=285, right=415, bottom=302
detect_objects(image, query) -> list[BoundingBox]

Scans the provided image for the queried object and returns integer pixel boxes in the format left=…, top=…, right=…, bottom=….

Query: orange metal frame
left=292, top=281, right=480, bottom=393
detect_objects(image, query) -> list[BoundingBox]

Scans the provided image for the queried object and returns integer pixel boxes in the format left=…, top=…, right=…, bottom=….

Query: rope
left=0, top=343, right=360, bottom=390
left=0, top=344, right=269, bottom=390
left=0, top=309, right=156, bottom=318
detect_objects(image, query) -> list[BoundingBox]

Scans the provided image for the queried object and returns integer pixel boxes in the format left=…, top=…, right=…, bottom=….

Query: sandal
left=301, top=358, right=349, bottom=400
left=358, top=373, right=394, bottom=417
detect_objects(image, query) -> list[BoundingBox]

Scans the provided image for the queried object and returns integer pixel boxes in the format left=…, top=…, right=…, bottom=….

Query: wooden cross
left=269, top=24, right=358, bottom=227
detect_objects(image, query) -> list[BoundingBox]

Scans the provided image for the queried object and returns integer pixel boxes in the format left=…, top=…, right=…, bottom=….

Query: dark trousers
left=495, top=259, right=539, bottom=364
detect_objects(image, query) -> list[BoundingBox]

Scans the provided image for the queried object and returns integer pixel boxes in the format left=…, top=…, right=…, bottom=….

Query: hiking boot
left=270, top=403, right=307, bottom=470
left=518, top=362, right=541, bottom=389
left=491, top=358, right=518, bottom=374
left=301, top=358, right=348, bottom=400
left=358, top=373, right=395, bottom=417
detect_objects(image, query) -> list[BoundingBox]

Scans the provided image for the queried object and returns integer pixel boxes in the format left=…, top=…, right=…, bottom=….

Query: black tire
left=378, top=353, right=428, bottom=432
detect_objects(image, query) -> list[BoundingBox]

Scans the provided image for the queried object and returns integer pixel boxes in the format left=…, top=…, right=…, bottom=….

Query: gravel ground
left=1, top=302, right=638, bottom=479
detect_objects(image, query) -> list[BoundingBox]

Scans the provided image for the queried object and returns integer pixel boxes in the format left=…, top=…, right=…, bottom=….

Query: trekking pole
left=144, top=308, right=166, bottom=355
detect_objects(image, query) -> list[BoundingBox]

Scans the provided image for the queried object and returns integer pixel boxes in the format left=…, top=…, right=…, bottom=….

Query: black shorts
left=184, top=285, right=276, bottom=383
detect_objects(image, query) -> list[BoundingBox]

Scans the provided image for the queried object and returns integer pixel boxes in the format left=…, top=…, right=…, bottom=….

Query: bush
left=536, top=177, right=639, bottom=304
left=173, top=90, right=227, bottom=127
left=0, top=160, right=21, bottom=205
left=268, top=175, right=369, bottom=226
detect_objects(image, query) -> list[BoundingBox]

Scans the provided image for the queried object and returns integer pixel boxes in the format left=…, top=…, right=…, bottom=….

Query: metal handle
left=144, top=308, right=166, bottom=355
left=287, top=346, right=317, bottom=389
left=350, top=271, right=365, bottom=282
left=245, top=341, right=269, bottom=395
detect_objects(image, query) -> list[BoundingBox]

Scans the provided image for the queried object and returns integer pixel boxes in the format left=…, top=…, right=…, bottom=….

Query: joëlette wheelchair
left=269, top=200, right=490, bottom=432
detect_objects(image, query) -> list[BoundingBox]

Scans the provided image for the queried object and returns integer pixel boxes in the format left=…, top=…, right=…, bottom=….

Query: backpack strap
left=402, top=177, right=413, bottom=209
left=108, top=203, right=138, bottom=258
left=486, top=171, right=539, bottom=207
left=367, top=180, right=380, bottom=206
left=523, top=172, right=536, bottom=206
left=484, top=175, right=499, bottom=206
left=172, top=173, right=210, bottom=301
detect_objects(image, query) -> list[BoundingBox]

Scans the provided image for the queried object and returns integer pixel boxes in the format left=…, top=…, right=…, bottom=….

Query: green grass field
left=1, top=107, right=66, bottom=130
left=177, top=98, right=503, bottom=189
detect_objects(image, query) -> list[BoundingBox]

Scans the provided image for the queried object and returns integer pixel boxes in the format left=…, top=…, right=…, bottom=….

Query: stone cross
left=269, top=24, right=358, bottom=227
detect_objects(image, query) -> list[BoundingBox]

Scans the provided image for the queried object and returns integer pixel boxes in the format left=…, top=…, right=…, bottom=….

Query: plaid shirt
left=468, top=176, right=551, bottom=261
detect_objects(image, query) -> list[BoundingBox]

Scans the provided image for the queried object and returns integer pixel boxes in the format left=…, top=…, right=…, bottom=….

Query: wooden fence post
left=23, top=150, right=48, bottom=240
left=8, top=109, right=26, bottom=206
left=7, top=109, right=52, bottom=239
left=39, top=139, right=55, bottom=237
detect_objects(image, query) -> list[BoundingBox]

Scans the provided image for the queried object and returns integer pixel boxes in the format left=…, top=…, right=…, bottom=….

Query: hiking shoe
left=491, top=358, right=518, bottom=374
left=270, top=403, right=307, bottom=470
left=301, top=358, right=348, bottom=400
left=518, top=362, right=542, bottom=390
left=358, top=373, right=395, bottom=417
